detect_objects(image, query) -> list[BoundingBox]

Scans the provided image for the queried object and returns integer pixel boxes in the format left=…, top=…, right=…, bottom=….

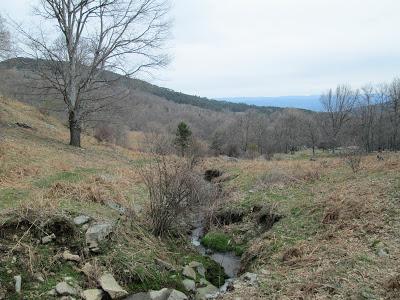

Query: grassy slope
left=0, top=97, right=226, bottom=299
left=204, top=154, right=400, bottom=299
left=1, top=97, right=400, bottom=299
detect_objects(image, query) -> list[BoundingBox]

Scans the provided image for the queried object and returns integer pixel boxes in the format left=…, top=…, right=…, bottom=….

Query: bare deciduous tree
left=320, top=85, right=358, bottom=152
left=0, top=14, right=12, bottom=60
left=20, top=0, right=170, bottom=147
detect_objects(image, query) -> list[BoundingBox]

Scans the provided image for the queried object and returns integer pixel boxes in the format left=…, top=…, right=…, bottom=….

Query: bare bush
left=343, top=149, right=363, bottom=173
left=141, top=156, right=216, bottom=236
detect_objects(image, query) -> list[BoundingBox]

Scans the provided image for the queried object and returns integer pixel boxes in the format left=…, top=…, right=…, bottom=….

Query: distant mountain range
left=219, top=96, right=322, bottom=111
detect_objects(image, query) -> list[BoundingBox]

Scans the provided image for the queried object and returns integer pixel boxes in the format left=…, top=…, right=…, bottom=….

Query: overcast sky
left=1, top=0, right=400, bottom=98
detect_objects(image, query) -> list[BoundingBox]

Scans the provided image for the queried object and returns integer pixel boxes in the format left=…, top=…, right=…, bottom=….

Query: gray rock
left=195, top=284, right=219, bottom=300
left=149, top=288, right=170, bottom=300
left=42, top=233, right=56, bottom=244
left=73, top=215, right=90, bottom=226
left=62, top=250, right=81, bottom=262
left=124, top=292, right=151, bottom=300
left=167, top=290, right=188, bottom=300
left=47, top=289, right=57, bottom=296
left=106, top=201, right=127, bottom=215
left=34, top=272, right=45, bottom=282
left=240, top=272, right=259, bottom=286
left=86, top=223, right=113, bottom=248
left=377, top=248, right=389, bottom=257
left=182, top=266, right=196, bottom=280
left=55, top=282, right=77, bottom=296
left=188, top=261, right=202, bottom=268
left=82, top=289, right=103, bottom=300
left=98, top=273, right=128, bottom=299
left=182, top=279, right=196, bottom=292
left=14, top=275, right=21, bottom=294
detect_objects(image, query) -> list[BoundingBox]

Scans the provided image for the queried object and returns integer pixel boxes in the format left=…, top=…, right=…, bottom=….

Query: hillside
left=1, top=97, right=400, bottom=299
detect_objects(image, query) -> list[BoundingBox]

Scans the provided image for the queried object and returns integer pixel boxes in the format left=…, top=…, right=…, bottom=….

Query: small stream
left=190, top=220, right=241, bottom=279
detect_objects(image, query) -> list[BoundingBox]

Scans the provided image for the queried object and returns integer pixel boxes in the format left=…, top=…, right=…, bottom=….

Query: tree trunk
left=69, top=111, right=81, bottom=147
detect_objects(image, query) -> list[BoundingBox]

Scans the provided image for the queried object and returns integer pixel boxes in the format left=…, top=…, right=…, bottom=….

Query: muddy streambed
left=190, top=221, right=241, bottom=279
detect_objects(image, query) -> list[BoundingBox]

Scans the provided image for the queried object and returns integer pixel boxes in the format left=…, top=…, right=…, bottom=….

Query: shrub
left=343, top=149, right=363, bottom=173
left=141, top=156, right=216, bottom=236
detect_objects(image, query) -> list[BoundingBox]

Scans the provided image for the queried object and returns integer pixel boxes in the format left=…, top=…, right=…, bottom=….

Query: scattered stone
left=182, top=279, right=196, bottom=292
left=124, top=292, right=151, bottom=300
left=149, top=288, right=170, bottom=300
left=377, top=248, right=389, bottom=257
left=168, top=290, right=188, bottom=300
left=34, top=272, right=45, bottom=282
left=81, top=262, right=95, bottom=278
left=14, top=275, right=21, bottom=294
left=198, top=278, right=210, bottom=288
left=98, top=273, right=128, bottom=299
left=41, top=233, right=56, bottom=244
left=188, top=261, right=202, bottom=268
left=55, top=282, right=77, bottom=296
left=240, top=272, right=259, bottom=286
left=63, top=250, right=81, bottom=262
left=73, top=215, right=90, bottom=226
left=47, top=289, right=57, bottom=296
left=182, top=266, right=196, bottom=280
left=106, top=200, right=126, bottom=215
left=82, top=289, right=103, bottom=300
left=155, top=258, right=176, bottom=272
left=195, top=284, right=219, bottom=300
left=86, top=223, right=113, bottom=249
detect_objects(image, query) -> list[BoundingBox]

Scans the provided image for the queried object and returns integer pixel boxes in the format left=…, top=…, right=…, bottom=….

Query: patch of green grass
left=33, top=168, right=100, bottom=188
left=0, top=187, right=29, bottom=208
left=201, top=231, right=245, bottom=256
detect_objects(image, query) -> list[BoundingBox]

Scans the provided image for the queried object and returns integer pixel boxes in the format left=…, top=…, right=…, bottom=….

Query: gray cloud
left=2, top=0, right=400, bottom=98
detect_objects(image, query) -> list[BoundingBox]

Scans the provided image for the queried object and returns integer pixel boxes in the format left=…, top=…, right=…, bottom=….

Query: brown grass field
left=0, top=96, right=400, bottom=299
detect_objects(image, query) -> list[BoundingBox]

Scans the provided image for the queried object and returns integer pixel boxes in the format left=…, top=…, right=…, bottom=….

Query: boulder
left=195, top=284, right=219, bottom=300
left=86, top=223, right=113, bottom=248
left=14, top=275, right=21, bottom=294
left=98, top=273, right=128, bottom=299
left=82, top=289, right=103, bottom=300
left=55, top=282, right=78, bottom=296
left=124, top=292, right=151, bottom=300
left=62, top=250, right=81, bottom=262
left=167, top=290, right=188, bottom=300
left=73, top=215, right=90, bottom=226
left=182, top=279, right=196, bottom=292
left=149, top=288, right=170, bottom=300
left=182, top=266, right=196, bottom=280
left=155, top=258, right=176, bottom=272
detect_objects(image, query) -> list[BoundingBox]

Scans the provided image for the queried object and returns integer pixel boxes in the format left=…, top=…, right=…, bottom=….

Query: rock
left=63, top=250, right=81, bottom=262
left=82, top=289, right=103, bottom=300
left=34, top=272, right=45, bottom=282
left=86, top=223, right=113, bottom=249
left=42, top=233, right=56, bottom=244
left=195, top=285, right=219, bottom=300
left=182, top=279, right=196, bottom=292
left=81, top=262, right=95, bottom=278
left=106, top=201, right=126, bottom=215
left=47, top=289, right=57, bottom=296
left=198, top=278, right=211, bottom=288
left=188, top=261, right=205, bottom=277
left=205, top=249, right=214, bottom=255
left=14, top=275, right=21, bottom=294
left=98, top=273, right=128, bottom=299
left=55, top=282, right=77, bottom=296
left=149, top=288, right=170, bottom=300
left=124, top=292, right=151, bottom=300
left=73, top=215, right=90, bottom=226
left=182, top=266, right=196, bottom=280
left=168, top=290, right=188, bottom=300
left=240, top=272, right=259, bottom=286
left=155, top=258, right=176, bottom=272
left=377, top=248, right=389, bottom=257
left=188, top=261, right=202, bottom=268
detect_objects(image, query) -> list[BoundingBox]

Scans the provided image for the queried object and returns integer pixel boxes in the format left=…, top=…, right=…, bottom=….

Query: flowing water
left=190, top=222, right=241, bottom=278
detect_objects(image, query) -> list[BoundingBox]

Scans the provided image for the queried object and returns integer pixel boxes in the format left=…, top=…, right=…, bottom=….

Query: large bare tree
left=0, top=14, right=12, bottom=60
left=320, top=85, right=358, bottom=152
left=20, top=0, right=170, bottom=147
